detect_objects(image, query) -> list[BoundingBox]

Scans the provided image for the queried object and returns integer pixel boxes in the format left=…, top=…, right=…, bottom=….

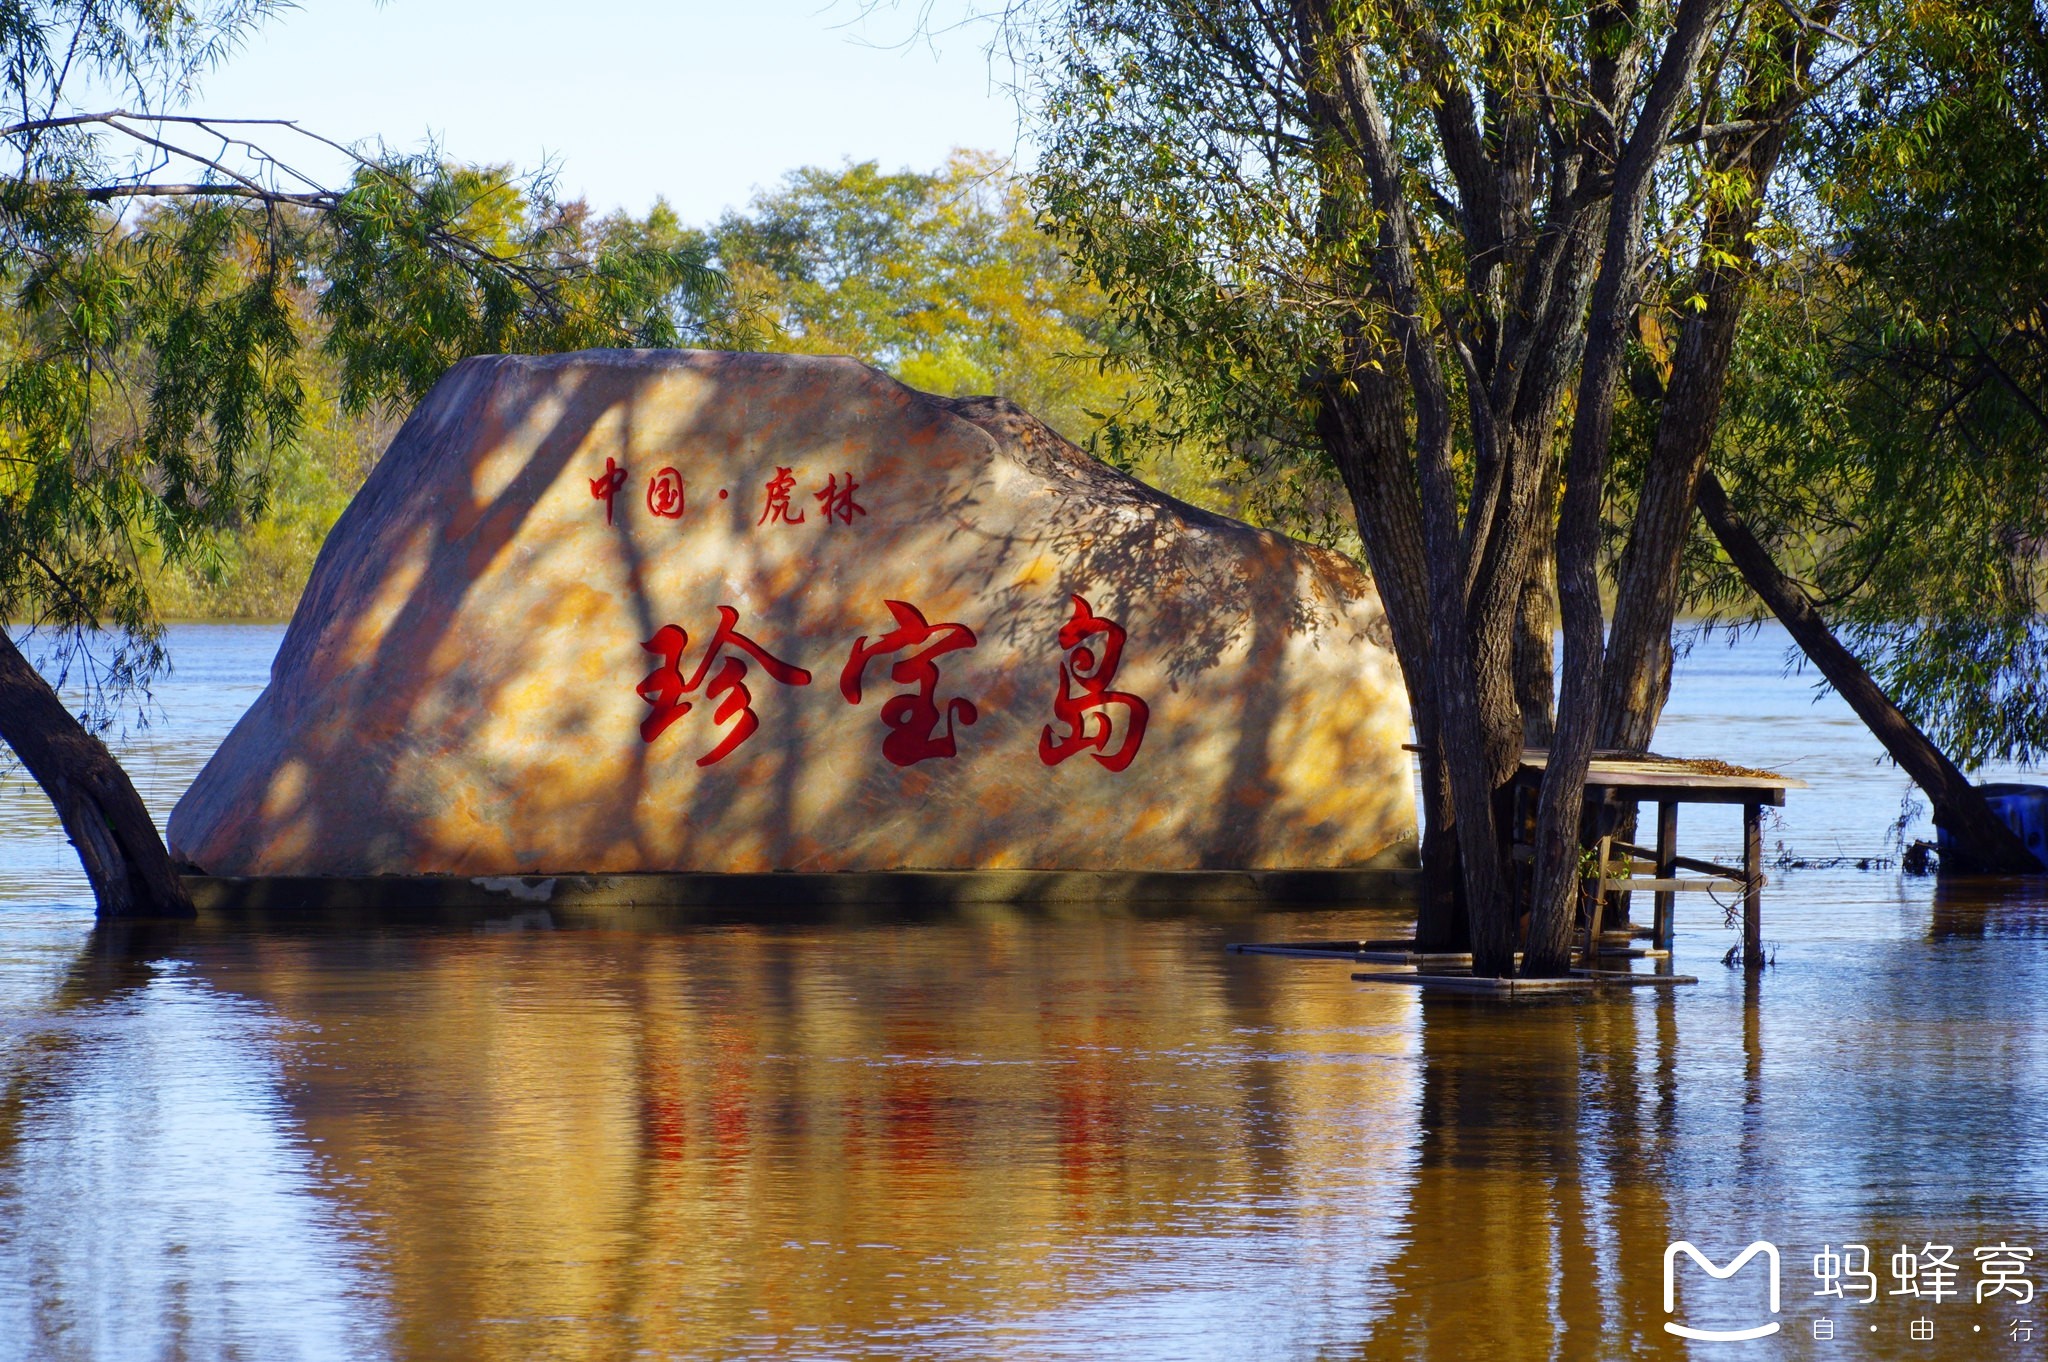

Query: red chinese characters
left=646, top=467, right=685, bottom=520
left=593, top=460, right=875, bottom=532
left=758, top=466, right=806, bottom=525
left=1039, top=594, right=1149, bottom=772
left=839, top=600, right=979, bottom=766
left=590, top=456, right=628, bottom=525
left=637, top=607, right=814, bottom=766
left=813, top=472, right=865, bottom=526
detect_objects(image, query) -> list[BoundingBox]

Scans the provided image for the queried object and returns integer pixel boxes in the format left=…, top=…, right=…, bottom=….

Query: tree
left=0, top=0, right=717, bottom=916
left=1693, top=469, right=2039, bottom=872
left=698, top=150, right=1273, bottom=517
left=710, top=152, right=1120, bottom=425
left=1023, top=0, right=1912, bottom=974
left=1692, top=0, right=2048, bottom=870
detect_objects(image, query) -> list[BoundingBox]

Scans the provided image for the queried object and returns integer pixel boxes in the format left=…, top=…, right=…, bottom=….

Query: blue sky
left=181, top=0, right=1027, bottom=223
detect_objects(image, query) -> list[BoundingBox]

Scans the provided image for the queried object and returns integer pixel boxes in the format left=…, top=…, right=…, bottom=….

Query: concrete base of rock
left=182, top=862, right=1419, bottom=929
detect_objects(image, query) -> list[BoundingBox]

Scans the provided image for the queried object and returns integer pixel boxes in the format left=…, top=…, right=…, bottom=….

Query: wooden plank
left=1519, top=750, right=1806, bottom=792
left=1572, top=969, right=1698, bottom=986
left=1599, top=877, right=1746, bottom=894
left=1351, top=950, right=1491, bottom=965
left=1583, top=765, right=1800, bottom=787
left=1582, top=834, right=1612, bottom=965
left=1590, top=783, right=1789, bottom=807
left=1351, top=972, right=1598, bottom=995
left=1611, top=840, right=1746, bottom=879
left=1411, top=744, right=1807, bottom=796
left=1350, top=970, right=1695, bottom=992
left=1240, top=938, right=1671, bottom=965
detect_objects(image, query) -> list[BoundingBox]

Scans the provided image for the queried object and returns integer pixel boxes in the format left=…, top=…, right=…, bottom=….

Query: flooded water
left=2, top=622, right=2046, bottom=1360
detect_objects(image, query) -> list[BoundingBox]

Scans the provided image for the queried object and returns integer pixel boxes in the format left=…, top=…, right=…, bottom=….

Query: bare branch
left=1, top=108, right=310, bottom=139
left=77, top=181, right=331, bottom=205
left=1768, top=0, right=1857, bottom=46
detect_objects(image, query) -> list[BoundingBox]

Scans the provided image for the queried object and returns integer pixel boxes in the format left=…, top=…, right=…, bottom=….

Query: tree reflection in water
left=0, top=921, right=389, bottom=1360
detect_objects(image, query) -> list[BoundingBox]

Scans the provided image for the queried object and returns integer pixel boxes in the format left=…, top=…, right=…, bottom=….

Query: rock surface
left=168, top=350, right=1416, bottom=876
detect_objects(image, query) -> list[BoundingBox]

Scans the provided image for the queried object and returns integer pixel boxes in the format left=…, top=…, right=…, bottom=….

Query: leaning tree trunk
left=1695, top=471, right=2041, bottom=874
left=0, top=630, right=195, bottom=917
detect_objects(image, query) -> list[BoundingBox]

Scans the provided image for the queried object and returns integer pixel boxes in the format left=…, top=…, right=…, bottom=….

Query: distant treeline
left=153, top=151, right=1306, bottom=622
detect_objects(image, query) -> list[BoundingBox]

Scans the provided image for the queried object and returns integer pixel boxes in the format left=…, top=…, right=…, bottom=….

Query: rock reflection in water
left=0, top=911, right=1430, bottom=1360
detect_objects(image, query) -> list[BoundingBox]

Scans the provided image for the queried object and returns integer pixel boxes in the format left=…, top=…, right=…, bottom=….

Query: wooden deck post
left=1654, top=800, right=1678, bottom=952
left=1582, top=833, right=1613, bottom=967
left=1742, top=802, right=1763, bottom=967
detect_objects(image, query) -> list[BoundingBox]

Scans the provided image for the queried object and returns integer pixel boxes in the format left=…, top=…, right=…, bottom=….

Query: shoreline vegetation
left=144, top=379, right=399, bottom=624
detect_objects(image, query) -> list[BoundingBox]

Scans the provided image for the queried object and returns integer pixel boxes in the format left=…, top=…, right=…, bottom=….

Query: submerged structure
left=168, top=350, right=1415, bottom=879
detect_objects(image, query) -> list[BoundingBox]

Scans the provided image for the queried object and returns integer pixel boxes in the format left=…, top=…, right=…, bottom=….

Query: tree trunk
left=1413, top=746, right=1470, bottom=950
left=1521, top=0, right=1732, bottom=977
left=0, top=630, right=195, bottom=917
left=1308, top=25, right=1522, bottom=976
left=1596, top=265, right=1751, bottom=753
left=1514, top=467, right=1557, bottom=750
left=1594, top=5, right=1826, bottom=756
left=1695, top=471, right=2042, bottom=874
left=1320, top=376, right=1469, bottom=950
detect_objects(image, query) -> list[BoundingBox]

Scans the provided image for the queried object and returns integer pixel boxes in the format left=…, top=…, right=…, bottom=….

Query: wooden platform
left=1514, top=749, right=1806, bottom=967
left=1228, top=936, right=1697, bottom=995
left=1350, top=968, right=1697, bottom=995
left=1520, top=749, right=1808, bottom=806
left=1228, top=928, right=1667, bottom=964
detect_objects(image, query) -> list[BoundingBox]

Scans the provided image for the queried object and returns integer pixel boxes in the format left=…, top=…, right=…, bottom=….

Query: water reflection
left=3, top=904, right=2044, bottom=1360
left=0, top=914, right=1432, bottom=1360
left=1931, top=875, right=2048, bottom=941
left=0, top=923, right=388, bottom=1361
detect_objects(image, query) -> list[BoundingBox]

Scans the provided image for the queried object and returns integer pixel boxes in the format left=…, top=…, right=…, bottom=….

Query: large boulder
left=168, top=350, right=1415, bottom=877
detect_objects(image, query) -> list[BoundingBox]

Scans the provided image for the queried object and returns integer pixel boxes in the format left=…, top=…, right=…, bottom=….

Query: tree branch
left=77, top=181, right=331, bottom=205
